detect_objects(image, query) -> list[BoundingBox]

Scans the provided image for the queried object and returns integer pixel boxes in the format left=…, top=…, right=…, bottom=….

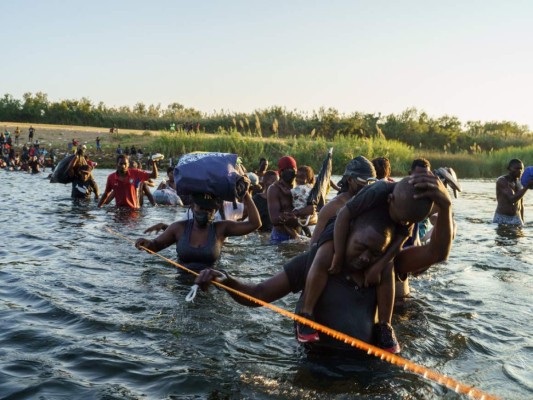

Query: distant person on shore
left=116, top=145, right=123, bottom=155
left=98, top=154, right=158, bottom=209
left=96, top=137, right=102, bottom=151
left=14, top=127, right=21, bottom=145
left=493, top=159, right=533, bottom=225
left=28, top=155, right=42, bottom=174
left=28, top=126, right=35, bottom=143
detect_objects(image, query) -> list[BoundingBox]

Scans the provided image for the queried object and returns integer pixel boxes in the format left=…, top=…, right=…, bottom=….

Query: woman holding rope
left=135, top=187, right=261, bottom=276
left=194, top=173, right=452, bottom=351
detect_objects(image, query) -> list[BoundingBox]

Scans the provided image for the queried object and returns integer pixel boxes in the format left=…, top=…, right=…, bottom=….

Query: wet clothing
left=252, top=194, right=272, bottom=231
left=270, top=227, right=292, bottom=244
left=176, top=219, right=222, bottom=273
left=71, top=176, right=99, bottom=199
left=493, top=212, right=523, bottom=225
left=104, top=169, right=151, bottom=209
left=283, top=221, right=377, bottom=350
left=346, top=181, right=412, bottom=238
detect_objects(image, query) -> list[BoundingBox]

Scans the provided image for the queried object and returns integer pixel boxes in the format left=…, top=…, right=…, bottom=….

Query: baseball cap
left=277, top=156, right=297, bottom=171
left=247, top=172, right=260, bottom=186
left=343, top=156, right=377, bottom=183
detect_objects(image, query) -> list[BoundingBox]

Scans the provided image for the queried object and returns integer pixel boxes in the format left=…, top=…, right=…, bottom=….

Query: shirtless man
left=493, top=159, right=533, bottom=225
left=267, top=156, right=303, bottom=243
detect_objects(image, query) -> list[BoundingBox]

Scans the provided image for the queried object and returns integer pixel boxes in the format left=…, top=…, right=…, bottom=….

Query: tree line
left=1, top=92, right=530, bottom=153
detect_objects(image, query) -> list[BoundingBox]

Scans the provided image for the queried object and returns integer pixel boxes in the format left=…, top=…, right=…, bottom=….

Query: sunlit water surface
left=0, top=169, right=532, bottom=399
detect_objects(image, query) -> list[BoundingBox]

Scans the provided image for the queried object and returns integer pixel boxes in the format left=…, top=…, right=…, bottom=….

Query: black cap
left=343, top=156, right=377, bottom=181
left=192, top=193, right=220, bottom=210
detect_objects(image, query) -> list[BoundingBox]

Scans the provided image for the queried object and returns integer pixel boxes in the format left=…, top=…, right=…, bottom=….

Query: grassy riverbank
left=3, top=121, right=531, bottom=178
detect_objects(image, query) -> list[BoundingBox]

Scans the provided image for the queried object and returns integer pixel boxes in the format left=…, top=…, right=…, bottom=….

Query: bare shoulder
left=321, top=194, right=349, bottom=215
left=269, top=182, right=282, bottom=194
left=495, top=175, right=509, bottom=188
left=167, top=220, right=187, bottom=234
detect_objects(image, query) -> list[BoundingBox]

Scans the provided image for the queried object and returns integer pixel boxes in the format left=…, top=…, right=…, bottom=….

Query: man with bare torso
left=267, top=156, right=301, bottom=243
left=494, top=159, right=533, bottom=225
left=267, top=156, right=313, bottom=243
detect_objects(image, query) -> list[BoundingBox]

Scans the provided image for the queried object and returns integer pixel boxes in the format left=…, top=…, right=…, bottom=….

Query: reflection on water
left=0, top=173, right=532, bottom=399
left=495, top=224, right=525, bottom=247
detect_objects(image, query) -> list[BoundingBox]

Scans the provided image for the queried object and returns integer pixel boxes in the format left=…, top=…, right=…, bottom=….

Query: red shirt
left=105, top=169, right=151, bottom=209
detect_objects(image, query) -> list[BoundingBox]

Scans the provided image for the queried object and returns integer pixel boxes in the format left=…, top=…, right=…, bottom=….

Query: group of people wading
left=58, top=147, right=532, bottom=356
left=127, top=153, right=456, bottom=355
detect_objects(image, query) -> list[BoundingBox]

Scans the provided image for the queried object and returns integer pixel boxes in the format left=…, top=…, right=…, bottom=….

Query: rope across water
left=106, top=227, right=499, bottom=400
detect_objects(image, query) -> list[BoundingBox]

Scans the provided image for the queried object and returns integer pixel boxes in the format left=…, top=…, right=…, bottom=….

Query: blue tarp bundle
left=521, top=166, right=533, bottom=187
left=174, top=152, right=248, bottom=202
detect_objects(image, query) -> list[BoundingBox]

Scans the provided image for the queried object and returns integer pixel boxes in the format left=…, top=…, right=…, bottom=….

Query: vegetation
left=151, top=130, right=533, bottom=179
left=1, top=93, right=531, bottom=177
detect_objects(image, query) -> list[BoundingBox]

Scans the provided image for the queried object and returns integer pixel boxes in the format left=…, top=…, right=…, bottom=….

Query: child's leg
left=301, top=241, right=334, bottom=316
left=377, top=262, right=395, bottom=324
left=375, top=262, right=401, bottom=353
left=297, top=241, right=335, bottom=342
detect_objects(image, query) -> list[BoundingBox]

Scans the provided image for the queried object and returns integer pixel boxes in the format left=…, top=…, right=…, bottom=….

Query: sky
left=2, top=0, right=533, bottom=128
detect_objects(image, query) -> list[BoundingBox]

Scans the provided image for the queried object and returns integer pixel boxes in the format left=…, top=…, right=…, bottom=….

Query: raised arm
left=149, top=160, right=158, bottom=179
left=497, top=176, right=531, bottom=204
left=66, top=153, right=82, bottom=176
left=395, top=174, right=452, bottom=275
left=221, top=192, right=262, bottom=237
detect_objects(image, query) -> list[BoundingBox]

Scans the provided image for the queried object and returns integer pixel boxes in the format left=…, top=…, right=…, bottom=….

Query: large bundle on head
left=50, top=154, right=77, bottom=184
left=174, top=152, right=249, bottom=202
left=153, top=189, right=183, bottom=206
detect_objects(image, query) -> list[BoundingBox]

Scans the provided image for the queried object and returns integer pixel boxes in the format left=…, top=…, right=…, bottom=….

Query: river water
left=0, top=169, right=531, bottom=399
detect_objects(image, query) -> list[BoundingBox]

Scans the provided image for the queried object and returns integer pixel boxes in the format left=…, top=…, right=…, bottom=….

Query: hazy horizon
left=2, top=0, right=532, bottom=129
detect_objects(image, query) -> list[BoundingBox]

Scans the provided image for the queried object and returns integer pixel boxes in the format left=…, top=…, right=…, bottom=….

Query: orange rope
left=106, top=227, right=499, bottom=400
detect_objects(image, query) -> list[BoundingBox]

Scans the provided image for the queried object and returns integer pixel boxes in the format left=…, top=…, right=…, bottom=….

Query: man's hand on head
left=410, top=173, right=451, bottom=209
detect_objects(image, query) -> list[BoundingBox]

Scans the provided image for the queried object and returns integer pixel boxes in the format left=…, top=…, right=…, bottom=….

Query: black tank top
left=176, top=219, right=222, bottom=272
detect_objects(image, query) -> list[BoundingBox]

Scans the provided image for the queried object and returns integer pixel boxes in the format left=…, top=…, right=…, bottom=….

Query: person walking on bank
left=28, top=126, right=35, bottom=143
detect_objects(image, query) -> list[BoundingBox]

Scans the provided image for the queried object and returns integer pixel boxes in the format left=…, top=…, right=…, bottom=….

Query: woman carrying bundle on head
left=135, top=186, right=261, bottom=276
